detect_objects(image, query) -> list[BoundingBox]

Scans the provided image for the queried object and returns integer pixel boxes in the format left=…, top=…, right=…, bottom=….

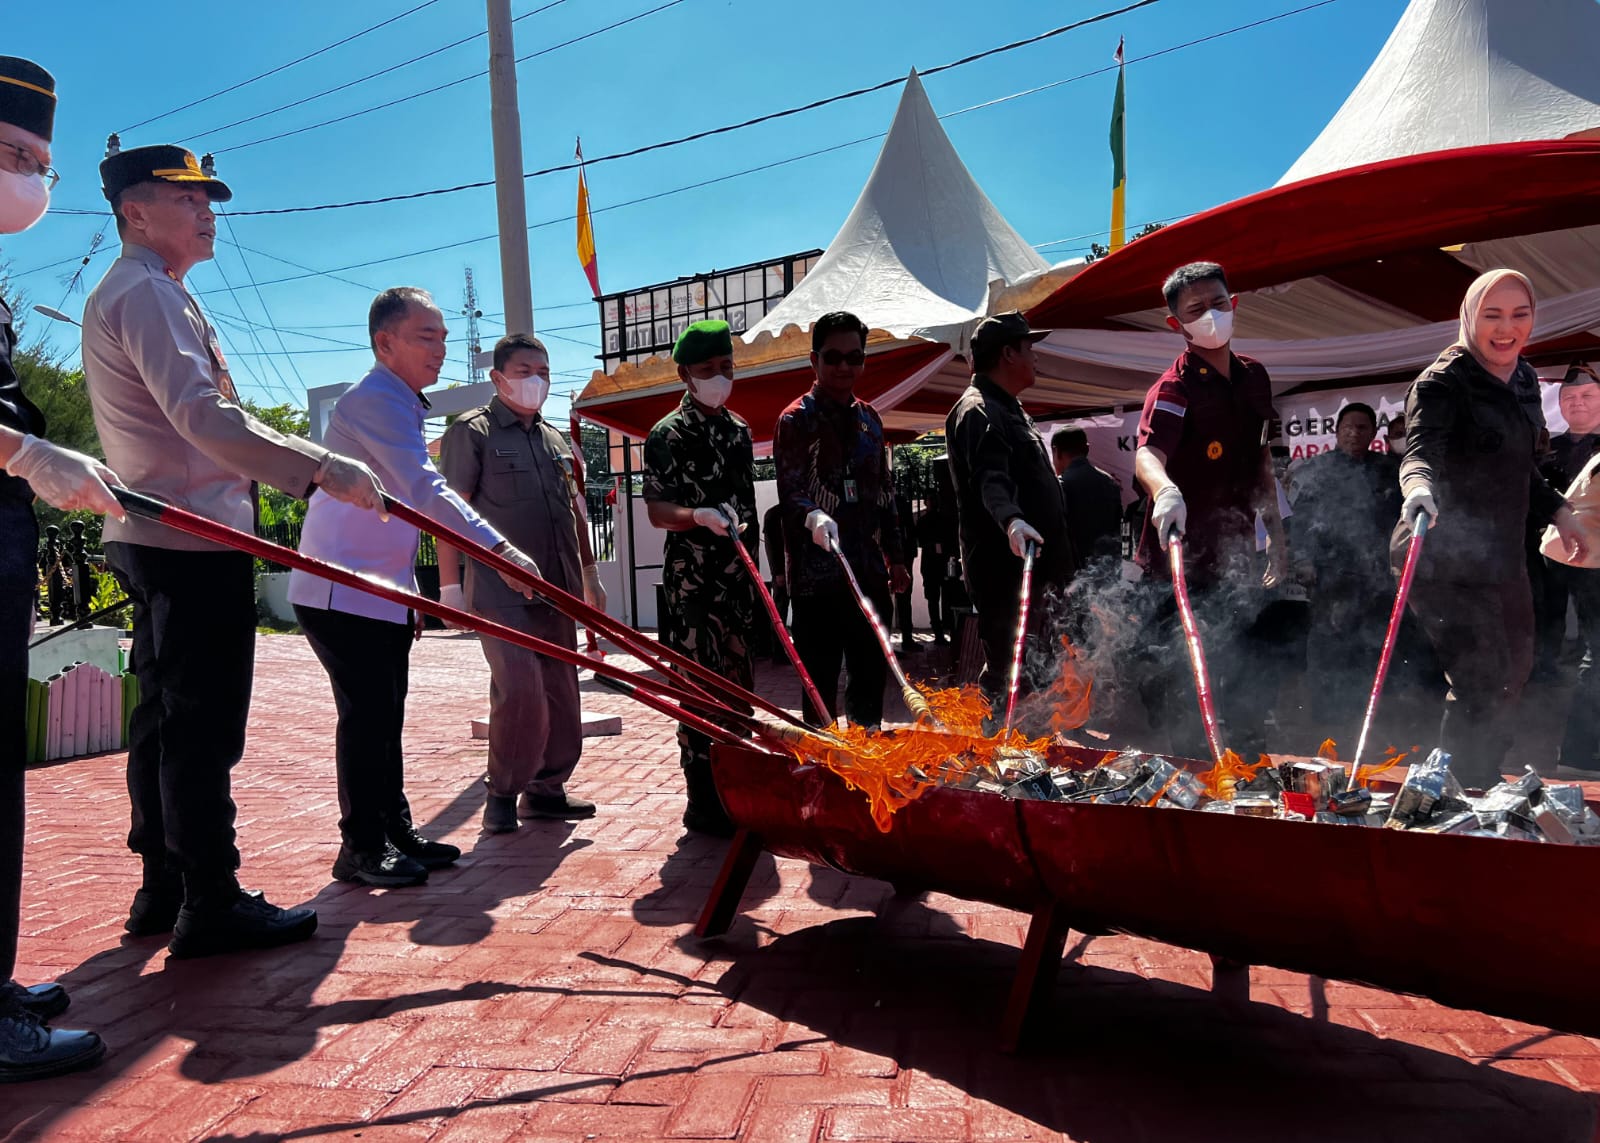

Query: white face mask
left=690, top=372, right=733, bottom=409
left=1181, top=307, right=1234, bottom=350
left=504, top=374, right=548, bottom=412
left=0, top=169, right=48, bottom=233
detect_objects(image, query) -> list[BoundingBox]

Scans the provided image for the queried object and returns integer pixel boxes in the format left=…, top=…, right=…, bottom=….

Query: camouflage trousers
left=660, top=576, right=754, bottom=813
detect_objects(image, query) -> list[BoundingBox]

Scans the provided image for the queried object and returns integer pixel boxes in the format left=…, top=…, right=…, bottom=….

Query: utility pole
left=486, top=0, right=535, bottom=335
left=463, top=267, right=484, bottom=385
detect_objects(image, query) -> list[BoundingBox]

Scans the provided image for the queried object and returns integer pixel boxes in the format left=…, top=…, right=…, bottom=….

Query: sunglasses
left=819, top=349, right=865, bottom=367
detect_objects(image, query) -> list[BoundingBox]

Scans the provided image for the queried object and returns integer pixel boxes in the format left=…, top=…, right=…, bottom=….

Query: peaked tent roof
left=1279, top=0, right=1600, bottom=186
left=745, top=68, right=1053, bottom=346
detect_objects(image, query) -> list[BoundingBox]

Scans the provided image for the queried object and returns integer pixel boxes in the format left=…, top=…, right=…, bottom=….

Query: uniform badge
left=842, top=478, right=859, bottom=504
left=1206, top=440, right=1224, bottom=460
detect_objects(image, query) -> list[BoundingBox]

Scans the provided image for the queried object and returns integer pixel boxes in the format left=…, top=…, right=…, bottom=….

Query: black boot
left=681, top=760, right=736, bottom=838
left=386, top=825, right=460, bottom=870
left=6, top=982, right=68, bottom=1024
left=332, top=844, right=428, bottom=888
left=0, top=1007, right=104, bottom=1084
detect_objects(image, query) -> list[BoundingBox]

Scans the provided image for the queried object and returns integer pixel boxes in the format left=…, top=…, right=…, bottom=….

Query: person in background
left=642, top=321, right=757, bottom=836
left=946, top=312, right=1075, bottom=714
left=1549, top=364, right=1600, bottom=779
left=1384, top=415, right=1406, bottom=457
left=774, top=311, right=910, bottom=728
left=1133, top=261, right=1286, bottom=757
left=761, top=501, right=788, bottom=665
left=892, top=492, right=918, bottom=655
left=438, top=332, right=605, bottom=833
left=0, top=52, right=108, bottom=1084
left=83, top=140, right=385, bottom=959
left=291, top=289, right=541, bottom=877
left=1051, top=427, right=1122, bottom=570
left=1292, top=402, right=1402, bottom=740
left=915, top=467, right=961, bottom=648
left=1394, top=270, right=1586, bottom=789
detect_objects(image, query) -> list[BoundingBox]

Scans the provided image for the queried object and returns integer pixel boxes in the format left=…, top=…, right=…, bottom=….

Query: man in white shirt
left=290, top=287, right=539, bottom=885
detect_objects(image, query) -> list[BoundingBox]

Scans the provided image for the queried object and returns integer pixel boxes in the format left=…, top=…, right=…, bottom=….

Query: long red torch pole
left=729, top=538, right=831, bottom=724
left=1000, top=541, right=1036, bottom=737
left=1168, top=536, right=1226, bottom=767
left=111, top=488, right=765, bottom=751
left=1351, top=517, right=1428, bottom=784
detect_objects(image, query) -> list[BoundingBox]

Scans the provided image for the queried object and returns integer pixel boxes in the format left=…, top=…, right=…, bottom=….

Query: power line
left=220, top=212, right=309, bottom=395
left=192, top=0, right=569, bottom=143
left=212, top=0, right=688, bottom=156
left=222, top=0, right=1169, bottom=213
left=120, top=0, right=445, bottom=133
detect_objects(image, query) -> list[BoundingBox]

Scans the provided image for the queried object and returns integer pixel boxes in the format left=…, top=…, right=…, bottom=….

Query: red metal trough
left=699, top=741, right=1600, bottom=1049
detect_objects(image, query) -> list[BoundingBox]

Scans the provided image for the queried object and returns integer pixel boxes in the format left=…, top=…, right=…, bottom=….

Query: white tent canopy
left=745, top=69, right=1056, bottom=348
left=1280, top=0, right=1600, bottom=185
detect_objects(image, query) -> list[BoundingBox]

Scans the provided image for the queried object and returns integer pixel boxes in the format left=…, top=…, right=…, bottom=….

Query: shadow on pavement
left=4, top=780, right=598, bottom=1134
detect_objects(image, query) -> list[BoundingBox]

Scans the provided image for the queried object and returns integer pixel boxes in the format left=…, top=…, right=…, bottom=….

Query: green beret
left=672, top=320, right=733, bottom=365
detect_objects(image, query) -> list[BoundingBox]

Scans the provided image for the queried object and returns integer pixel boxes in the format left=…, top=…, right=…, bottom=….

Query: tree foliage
left=241, top=400, right=311, bottom=528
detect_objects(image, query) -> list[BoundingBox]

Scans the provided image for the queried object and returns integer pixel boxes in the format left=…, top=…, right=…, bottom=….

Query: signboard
left=597, top=250, right=823, bottom=373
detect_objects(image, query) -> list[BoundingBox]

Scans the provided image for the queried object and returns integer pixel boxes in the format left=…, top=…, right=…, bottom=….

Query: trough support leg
left=1209, top=953, right=1251, bottom=1003
left=999, top=901, right=1072, bottom=1054
left=694, top=828, right=765, bottom=938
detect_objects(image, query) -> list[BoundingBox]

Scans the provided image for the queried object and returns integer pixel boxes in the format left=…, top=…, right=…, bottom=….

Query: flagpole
left=1109, top=36, right=1127, bottom=254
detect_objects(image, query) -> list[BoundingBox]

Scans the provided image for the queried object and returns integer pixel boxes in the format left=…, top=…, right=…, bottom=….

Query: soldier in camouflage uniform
left=642, top=321, right=758, bottom=837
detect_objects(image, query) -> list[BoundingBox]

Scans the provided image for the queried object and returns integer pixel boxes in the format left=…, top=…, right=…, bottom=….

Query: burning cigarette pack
left=1388, top=749, right=1466, bottom=827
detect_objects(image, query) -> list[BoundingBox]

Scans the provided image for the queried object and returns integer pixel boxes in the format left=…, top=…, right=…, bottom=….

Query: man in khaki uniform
left=82, top=141, right=385, bottom=959
left=438, top=333, right=605, bottom=833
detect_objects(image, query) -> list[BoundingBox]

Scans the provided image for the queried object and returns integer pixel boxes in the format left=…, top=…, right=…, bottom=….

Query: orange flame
left=1316, top=738, right=1340, bottom=762
left=1196, top=749, right=1274, bottom=799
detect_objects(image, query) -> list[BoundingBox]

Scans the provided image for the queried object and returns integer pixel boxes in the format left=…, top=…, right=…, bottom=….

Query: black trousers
left=106, top=543, right=256, bottom=893
left=294, top=605, right=415, bottom=852
left=792, top=584, right=891, bottom=728
left=1558, top=566, right=1600, bottom=771
left=1407, top=575, right=1534, bottom=789
left=1, top=499, right=37, bottom=989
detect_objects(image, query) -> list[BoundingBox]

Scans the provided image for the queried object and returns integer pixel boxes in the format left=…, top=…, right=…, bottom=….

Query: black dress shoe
left=125, top=868, right=183, bottom=937
left=682, top=805, right=737, bottom=838
left=386, top=826, right=460, bottom=870
left=167, top=890, right=318, bottom=960
left=518, top=792, right=597, bottom=820
left=483, top=794, right=519, bottom=834
left=332, top=844, right=428, bottom=888
left=0, top=1008, right=104, bottom=1084
left=8, top=982, right=68, bottom=1024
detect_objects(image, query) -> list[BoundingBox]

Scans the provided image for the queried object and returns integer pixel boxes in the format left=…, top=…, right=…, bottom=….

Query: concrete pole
left=487, top=0, right=535, bottom=334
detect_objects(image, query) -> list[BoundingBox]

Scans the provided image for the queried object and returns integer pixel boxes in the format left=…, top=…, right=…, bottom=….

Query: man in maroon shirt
left=1133, top=261, right=1287, bottom=757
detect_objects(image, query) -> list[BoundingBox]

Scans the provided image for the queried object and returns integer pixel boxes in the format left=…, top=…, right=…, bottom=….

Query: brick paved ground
left=4, top=632, right=1598, bottom=1142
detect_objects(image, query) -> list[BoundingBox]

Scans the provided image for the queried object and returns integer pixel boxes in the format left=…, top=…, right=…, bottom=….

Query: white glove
left=1005, top=517, right=1043, bottom=559
left=6, top=435, right=126, bottom=520
left=1152, top=486, right=1187, bottom=549
left=805, top=509, right=840, bottom=551
left=315, top=453, right=386, bottom=515
left=719, top=502, right=749, bottom=535
left=437, top=583, right=469, bottom=629
left=692, top=506, right=733, bottom=536
left=495, top=543, right=539, bottom=599
left=1401, top=486, right=1438, bottom=531
left=582, top=564, right=607, bottom=612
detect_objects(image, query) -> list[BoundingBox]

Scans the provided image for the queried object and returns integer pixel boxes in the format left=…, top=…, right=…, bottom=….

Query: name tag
left=493, top=448, right=517, bottom=457
left=843, top=478, right=859, bottom=504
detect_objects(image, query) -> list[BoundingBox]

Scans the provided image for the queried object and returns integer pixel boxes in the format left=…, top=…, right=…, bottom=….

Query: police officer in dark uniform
left=642, top=321, right=758, bottom=836
left=0, top=54, right=109, bottom=1082
left=946, top=312, right=1075, bottom=709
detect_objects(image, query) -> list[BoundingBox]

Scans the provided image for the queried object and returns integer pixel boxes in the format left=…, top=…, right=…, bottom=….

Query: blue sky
left=4, top=0, right=1409, bottom=423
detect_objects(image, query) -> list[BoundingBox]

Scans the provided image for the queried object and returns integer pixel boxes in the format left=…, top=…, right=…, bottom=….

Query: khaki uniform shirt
left=82, top=243, right=325, bottom=550
left=438, top=396, right=583, bottom=611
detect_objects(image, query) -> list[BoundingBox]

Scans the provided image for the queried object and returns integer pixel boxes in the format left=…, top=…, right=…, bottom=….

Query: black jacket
left=945, top=375, right=1075, bottom=604
left=1057, top=457, right=1122, bottom=565
left=1394, top=347, right=1563, bottom=583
